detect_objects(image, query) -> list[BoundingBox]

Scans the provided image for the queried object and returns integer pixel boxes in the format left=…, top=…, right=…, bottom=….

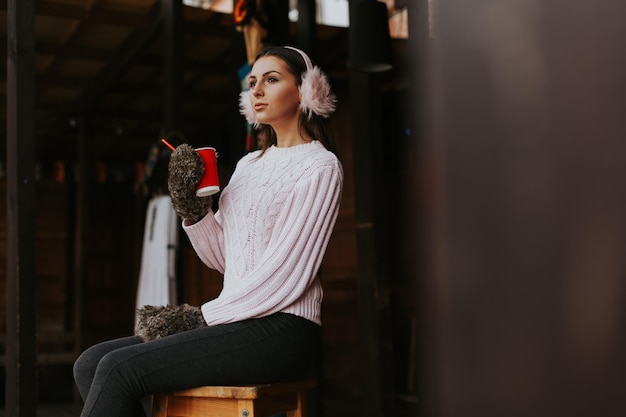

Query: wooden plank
left=174, top=378, right=317, bottom=399
left=167, top=396, right=238, bottom=416
left=157, top=386, right=307, bottom=417
left=5, top=0, right=38, bottom=416
left=152, top=393, right=169, bottom=417
left=176, top=385, right=264, bottom=399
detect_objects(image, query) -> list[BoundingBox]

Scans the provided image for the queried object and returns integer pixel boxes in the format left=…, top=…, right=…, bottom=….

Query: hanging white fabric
left=135, top=195, right=179, bottom=322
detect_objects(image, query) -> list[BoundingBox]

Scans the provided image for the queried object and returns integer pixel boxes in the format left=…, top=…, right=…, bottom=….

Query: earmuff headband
left=284, top=46, right=313, bottom=72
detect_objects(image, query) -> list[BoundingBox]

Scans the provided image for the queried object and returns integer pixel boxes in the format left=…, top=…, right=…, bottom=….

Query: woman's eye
left=267, top=77, right=278, bottom=83
left=248, top=80, right=256, bottom=89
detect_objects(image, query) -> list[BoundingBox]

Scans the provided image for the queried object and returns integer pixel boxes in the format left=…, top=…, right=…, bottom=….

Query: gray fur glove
left=135, top=303, right=207, bottom=342
left=167, top=144, right=212, bottom=223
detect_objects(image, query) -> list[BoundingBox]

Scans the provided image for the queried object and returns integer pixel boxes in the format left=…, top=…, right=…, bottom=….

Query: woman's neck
left=272, top=119, right=312, bottom=148
left=276, top=136, right=312, bottom=148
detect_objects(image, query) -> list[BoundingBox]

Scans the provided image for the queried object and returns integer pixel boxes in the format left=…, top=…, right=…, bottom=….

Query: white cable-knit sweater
left=183, top=140, right=343, bottom=326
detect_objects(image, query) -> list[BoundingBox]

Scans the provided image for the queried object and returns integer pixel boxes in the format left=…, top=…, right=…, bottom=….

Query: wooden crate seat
left=152, top=378, right=317, bottom=417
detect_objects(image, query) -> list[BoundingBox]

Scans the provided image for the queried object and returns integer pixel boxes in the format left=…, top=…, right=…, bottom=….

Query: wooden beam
left=5, top=0, right=38, bottom=415
left=0, top=0, right=153, bottom=27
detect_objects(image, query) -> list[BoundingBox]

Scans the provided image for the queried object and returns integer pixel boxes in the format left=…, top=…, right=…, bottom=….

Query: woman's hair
left=251, top=46, right=337, bottom=154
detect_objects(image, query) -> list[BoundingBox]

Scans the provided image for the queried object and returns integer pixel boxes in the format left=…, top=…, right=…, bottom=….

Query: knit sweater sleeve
left=182, top=209, right=226, bottom=274
left=199, top=159, right=343, bottom=325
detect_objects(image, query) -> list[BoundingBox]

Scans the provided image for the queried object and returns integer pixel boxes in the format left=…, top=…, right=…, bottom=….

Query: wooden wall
left=0, top=170, right=142, bottom=403
left=0, top=179, right=72, bottom=356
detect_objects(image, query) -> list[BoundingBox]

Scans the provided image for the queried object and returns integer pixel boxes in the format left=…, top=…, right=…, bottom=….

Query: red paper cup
left=195, top=147, right=220, bottom=197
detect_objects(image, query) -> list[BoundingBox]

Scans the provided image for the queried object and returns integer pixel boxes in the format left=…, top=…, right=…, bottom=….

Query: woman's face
left=247, top=56, right=301, bottom=127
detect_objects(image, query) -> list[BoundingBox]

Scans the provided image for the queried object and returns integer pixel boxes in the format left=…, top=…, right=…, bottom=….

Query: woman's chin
left=255, top=116, right=271, bottom=126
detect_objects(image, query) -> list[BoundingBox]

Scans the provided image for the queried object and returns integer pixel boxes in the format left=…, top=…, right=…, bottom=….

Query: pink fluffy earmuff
left=239, top=46, right=337, bottom=127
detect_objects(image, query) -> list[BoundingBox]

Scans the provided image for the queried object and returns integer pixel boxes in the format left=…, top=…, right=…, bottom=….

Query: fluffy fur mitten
left=167, top=144, right=212, bottom=223
left=135, top=303, right=207, bottom=342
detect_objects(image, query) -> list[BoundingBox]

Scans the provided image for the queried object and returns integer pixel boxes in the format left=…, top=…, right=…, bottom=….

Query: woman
left=73, top=45, right=343, bottom=417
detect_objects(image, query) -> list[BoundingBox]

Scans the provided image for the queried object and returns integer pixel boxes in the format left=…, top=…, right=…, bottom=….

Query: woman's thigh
left=99, top=313, right=320, bottom=396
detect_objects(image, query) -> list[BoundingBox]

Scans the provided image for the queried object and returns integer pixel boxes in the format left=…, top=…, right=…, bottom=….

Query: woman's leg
left=73, top=336, right=143, bottom=401
left=79, top=313, right=320, bottom=417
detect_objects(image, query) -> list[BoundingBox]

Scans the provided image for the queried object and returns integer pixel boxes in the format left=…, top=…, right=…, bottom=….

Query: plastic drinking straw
left=161, top=138, right=176, bottom=151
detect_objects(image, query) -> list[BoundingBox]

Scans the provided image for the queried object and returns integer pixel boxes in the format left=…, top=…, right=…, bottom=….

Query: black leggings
left=73, top=313, right=320, bottom=417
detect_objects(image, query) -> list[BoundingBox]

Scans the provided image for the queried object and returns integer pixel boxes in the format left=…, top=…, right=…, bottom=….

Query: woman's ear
left=238, top=89, right=259, bottom=128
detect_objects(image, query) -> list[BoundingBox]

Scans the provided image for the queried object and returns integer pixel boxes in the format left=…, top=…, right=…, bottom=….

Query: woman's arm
left=183, top=209, right=226, bottom=274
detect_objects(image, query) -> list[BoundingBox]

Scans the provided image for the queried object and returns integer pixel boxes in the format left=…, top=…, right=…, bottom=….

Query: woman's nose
left=251, top=84, right=263, bottom=96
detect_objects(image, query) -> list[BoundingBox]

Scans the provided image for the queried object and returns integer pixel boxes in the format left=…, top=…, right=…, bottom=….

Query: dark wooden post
left=349, top=0, right=395, bottom=414
left=349, top=69, right=395, bottom=416
left=297, top=0, right=316, bottom=56
left=162, top=0, right=184, bottom=135
left=5, top=0, right=38, bottom=415
left=72, top=114, right=89, bottom=363
left=161, top=0, right=183, bottom=307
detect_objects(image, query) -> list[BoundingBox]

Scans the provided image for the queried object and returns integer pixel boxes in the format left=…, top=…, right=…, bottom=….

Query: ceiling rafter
left=0, top=0, right=353, bottom=158
left=0, top=0, right=153, bottom=28
left=76, top=2, right=164, bottom=112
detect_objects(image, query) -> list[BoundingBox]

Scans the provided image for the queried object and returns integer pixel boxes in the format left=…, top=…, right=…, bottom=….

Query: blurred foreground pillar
left=419, top=1, right=626, bottom=416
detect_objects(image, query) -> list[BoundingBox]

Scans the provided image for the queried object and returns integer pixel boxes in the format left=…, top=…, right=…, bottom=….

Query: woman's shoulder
left=308, top=142, right=342, bottom=169
left=235, top=149, right=263, bottom=166
left=299, top=144, right=343, bottom=185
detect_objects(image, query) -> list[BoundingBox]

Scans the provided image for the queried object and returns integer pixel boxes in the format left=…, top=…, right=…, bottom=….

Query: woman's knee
left=74, top=345, right=96, bottom=380
left=73, top=337, right=140, bottom=390
left=73, top=344, right=104, bottom=399
left=95, top=346, right=147, bottom=397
